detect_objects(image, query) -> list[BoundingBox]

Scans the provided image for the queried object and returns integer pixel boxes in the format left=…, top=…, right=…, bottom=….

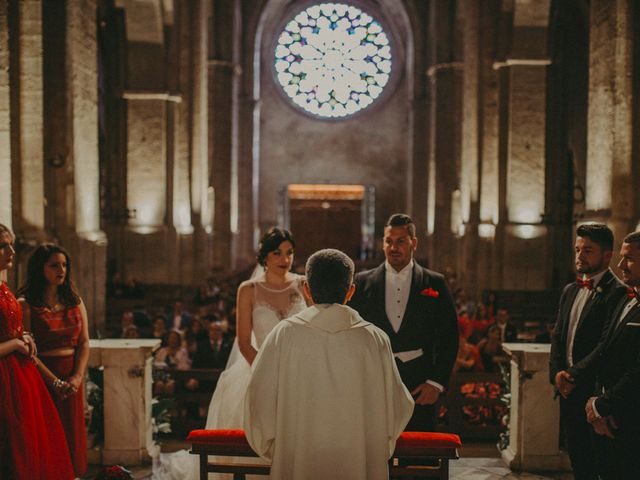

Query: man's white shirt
left=385, top=260, right=413, bottom=333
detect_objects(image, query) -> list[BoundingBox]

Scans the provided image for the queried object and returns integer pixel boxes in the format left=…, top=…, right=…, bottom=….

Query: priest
left=244, top=248, right=414, bottom=480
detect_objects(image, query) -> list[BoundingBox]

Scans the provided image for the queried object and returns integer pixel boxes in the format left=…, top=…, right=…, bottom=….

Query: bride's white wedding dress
left=152, top=275, right=306, bottom=480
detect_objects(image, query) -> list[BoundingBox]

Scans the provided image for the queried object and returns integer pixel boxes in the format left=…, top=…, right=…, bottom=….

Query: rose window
left=274, top=3, right=392, bottom=118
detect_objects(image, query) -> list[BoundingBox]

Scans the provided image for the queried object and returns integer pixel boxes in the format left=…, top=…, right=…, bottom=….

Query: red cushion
left=187, top=429, right=251, bottom=447
left=187, top=429, right=461, bottom=452
left=397, top=432, right=462, bottom=450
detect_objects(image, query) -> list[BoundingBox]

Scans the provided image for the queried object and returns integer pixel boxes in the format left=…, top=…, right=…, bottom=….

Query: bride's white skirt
left=152, top=353, right=267, bottom=479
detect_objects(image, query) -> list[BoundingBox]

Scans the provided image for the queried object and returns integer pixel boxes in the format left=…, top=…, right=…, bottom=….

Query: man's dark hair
left=256, top=227, right=296, bottom=266
left=305, top=249, right=354, bottom=304
left=576, top=223, right=614, bottom=251
left=385, top=213, right=416, bottom=238
left=623, top=231, right=640, bottom=245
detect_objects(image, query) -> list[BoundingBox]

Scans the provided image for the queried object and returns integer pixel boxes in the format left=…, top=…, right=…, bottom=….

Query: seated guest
left=166, top=300, right=192, bottom=331
left=185, top=322, right=234, bottom=393
left=471, top=302, right=494, bottom=337
left=132, top=308, right=152, bottom=337
left=153, top=330, right=191, bottom=395
left=453, top=336, right=483, bottom=373
left=534, top=320, right=554, bottom=343
left=244, top=249, right=414, bottom=480
left=152, top=315, right=168, bottom=346
left=192, top=321, right=233, bottom=370
left=118, top=310, right=135, bottom=338
left=496, top=308, right=518, bottom=342
left=478, top=325, right=509, bottom=372
left=185, top=318, right=207, bottom=359
left=122, top=325, right=140, bottom=339
left=154, top=330, right=191, bottom=370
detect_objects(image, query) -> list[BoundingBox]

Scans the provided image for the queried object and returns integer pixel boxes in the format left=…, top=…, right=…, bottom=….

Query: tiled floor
left=450, top=458, right=573, bottom=479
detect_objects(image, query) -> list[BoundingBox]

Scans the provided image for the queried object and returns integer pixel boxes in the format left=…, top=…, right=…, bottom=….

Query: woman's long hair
left=0, top=224, right=13, bottom=281
left=18, top=243, right=81, bottom=307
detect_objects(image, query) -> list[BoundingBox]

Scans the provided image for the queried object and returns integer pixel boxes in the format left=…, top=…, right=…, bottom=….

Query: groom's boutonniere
left=420, top=287, right=440, bottom=298
left=595, top=286, right=603, bottom=295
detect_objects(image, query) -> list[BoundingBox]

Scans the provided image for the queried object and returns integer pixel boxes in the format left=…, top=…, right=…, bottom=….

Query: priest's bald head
left=304, top=248, right=356, bottom=305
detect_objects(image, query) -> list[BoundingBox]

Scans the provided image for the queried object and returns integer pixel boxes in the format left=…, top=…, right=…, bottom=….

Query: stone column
left=191, top=0, right=212, bottom=281
left=0, top=0, right=11, bottom=228
left=459, top=0, right=481, bottom=296
left=208, top=0, right=237, bottom=271
left=12, top=0, right=45, bottom=240
left=585, top=0, right=635, bottom=245
left=477, top=1, right=502, bottom=291
left=426, top=0, right=462, bottom=275
left=497, top=0, right=551, bottom=290
left=171, top=0, right=197, bottom=284
left=123, top=96, right=168, bottom=283
left=63, top=0, right=107, bottom=335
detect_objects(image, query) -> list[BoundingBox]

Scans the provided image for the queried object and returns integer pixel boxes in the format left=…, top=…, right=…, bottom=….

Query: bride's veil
left=223, top=263, right=264, bottom=370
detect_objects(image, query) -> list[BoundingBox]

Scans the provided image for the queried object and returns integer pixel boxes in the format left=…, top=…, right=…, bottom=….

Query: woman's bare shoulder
left=237, top=280, right=256, bottom=296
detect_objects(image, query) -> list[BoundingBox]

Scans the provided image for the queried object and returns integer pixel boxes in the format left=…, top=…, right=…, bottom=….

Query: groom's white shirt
left=244, top=303, right=414, bottom=480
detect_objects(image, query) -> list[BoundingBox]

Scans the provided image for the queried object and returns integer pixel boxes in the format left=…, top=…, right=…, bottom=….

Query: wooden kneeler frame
left=188, top=429, right=461, bottom=480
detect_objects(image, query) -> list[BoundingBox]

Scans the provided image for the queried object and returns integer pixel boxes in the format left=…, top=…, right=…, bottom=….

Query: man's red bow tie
left=627, top=288, right=639, bottom=300
left=576, top=277, right=593, bottom=289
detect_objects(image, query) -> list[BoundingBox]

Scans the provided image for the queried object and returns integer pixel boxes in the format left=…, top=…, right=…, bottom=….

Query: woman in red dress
left=0, top=224, right=74, bottom=479
left=19, top=243, right=90, bottom=477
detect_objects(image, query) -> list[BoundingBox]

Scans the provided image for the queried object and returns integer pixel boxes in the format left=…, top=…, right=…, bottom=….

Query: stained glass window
left=274, top=3, right=392, bottom=118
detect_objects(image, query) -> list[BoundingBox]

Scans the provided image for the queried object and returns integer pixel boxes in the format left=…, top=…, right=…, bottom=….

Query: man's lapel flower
left=595, top=286, right=603, bottom=295
left=420, top=287, right=440, bottom=298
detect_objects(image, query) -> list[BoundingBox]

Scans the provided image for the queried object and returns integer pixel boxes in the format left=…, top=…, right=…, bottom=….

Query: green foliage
left=151, top=396, right=175, bottom=442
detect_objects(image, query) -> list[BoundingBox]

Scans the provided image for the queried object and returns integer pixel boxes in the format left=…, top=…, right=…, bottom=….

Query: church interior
left=1, top=0, right=639, bottom=478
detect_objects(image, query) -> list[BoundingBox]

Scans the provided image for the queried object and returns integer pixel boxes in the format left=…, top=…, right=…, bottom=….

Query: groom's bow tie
left=627, top=288, right=639, bottom=301
left=576, top=276, right=593, bottom=290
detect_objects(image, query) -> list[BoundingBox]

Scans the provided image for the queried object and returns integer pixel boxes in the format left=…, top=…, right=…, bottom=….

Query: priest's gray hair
left=305, top=248, right=354, bottom=304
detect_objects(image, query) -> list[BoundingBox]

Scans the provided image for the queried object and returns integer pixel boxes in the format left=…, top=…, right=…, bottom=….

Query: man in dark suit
left=496, top=308, right=518, bottom=343
left=349, top=213, right=458, bottom=431
left=549, top=223, right=624, bottom=480
left=573, top=231, right=640, bottom=478
left=186, top=322, right=234, bottom=394
left=193, top=321, right=233, bottom=370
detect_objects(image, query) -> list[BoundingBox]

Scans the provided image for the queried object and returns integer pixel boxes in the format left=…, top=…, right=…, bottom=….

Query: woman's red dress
left=0, top=282, right=74, bottom=480
left=31, top=303, right=87, bottom=476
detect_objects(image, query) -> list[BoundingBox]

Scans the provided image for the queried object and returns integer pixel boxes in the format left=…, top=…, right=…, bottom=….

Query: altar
left=88, top=339, right=161, bottom=465
left=500, top=343, right=571, bottom=472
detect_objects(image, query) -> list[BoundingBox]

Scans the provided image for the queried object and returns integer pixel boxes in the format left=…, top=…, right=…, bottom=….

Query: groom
left=349, top=213, right=458, bottom=430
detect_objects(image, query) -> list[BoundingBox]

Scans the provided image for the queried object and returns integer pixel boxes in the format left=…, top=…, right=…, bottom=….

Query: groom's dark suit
left=548, top=269, right=623, bottom=479
left=349, top=262, right=458, bottom=430
left=570, top=288, right=640, bottom=477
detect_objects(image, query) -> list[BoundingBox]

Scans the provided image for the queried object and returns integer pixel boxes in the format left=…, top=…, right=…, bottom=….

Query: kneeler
left=188, top=429, right=461, bottom=480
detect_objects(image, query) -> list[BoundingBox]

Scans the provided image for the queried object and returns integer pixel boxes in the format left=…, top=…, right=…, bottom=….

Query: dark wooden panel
left=289, top=199, right=362, bottom=261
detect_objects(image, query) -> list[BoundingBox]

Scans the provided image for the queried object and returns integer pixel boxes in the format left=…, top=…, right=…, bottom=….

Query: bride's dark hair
left=256, top=227, right=296, bottom=266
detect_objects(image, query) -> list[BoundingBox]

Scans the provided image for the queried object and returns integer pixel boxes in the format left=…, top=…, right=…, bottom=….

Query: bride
left=205, top=227, right=307, bottom=431
left=153, top=227, right=307, bottom=479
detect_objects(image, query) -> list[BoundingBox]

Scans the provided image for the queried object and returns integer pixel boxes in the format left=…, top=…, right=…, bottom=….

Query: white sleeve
left=243, top=328, right=281, bottom=461
left=380, top=332, right=415, bottom=456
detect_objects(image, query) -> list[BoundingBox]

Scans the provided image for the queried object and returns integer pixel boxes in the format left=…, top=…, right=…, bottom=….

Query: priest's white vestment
left=244, top=303, right=414, bottom=480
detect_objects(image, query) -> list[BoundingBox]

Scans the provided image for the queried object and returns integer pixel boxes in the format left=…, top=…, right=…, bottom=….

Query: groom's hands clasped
left=411, top=383, right=440, bottom=405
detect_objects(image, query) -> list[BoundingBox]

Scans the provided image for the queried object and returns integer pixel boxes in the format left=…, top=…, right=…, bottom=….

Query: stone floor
left=450, top=458, right=573, bottom=479
left=85, top=457, right=574, bottom=480
left=84, top=442, right=575, bottom=479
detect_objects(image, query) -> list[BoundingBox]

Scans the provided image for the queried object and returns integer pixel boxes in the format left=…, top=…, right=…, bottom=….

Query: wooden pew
left=188, top=429, right=461, bottom=480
